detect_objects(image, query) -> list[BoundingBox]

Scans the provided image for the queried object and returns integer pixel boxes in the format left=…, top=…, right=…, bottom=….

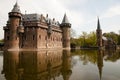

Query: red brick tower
left=4, top=2, right=22, bottom=49
left=96, top=17, right=102, bottom=48
left=61, top=14, right=71, bottom=49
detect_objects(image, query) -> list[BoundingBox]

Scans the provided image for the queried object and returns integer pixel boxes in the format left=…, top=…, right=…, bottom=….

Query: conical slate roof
left=62, top=14, right=69, bottom=24
left=11, top=2, right=21, bottom=13
left=97, top=17, right=101, bottom=30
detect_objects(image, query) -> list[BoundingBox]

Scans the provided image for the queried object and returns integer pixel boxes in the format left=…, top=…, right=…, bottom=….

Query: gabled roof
left=11, top=2, right=21, bottom=13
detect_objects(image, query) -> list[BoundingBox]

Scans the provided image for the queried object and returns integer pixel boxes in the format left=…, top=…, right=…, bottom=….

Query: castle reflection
left=2, top=50, right=72, bottom=80
left=2, top=49, right=120, bottom=80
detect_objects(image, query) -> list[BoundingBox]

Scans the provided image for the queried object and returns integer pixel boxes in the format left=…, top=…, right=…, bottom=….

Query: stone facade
left=3, top=2, right=71, bottom=50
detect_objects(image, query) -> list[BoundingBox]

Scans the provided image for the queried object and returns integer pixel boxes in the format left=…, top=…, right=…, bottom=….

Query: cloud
left=102, top=5, right=120, bottom=18
left=2, top=0, right=120, bottom=39
left=0, top=0, right=86, bottom=39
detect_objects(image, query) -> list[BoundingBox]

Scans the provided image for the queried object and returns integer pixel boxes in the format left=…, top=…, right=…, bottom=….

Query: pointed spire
left=97, top=17, right=101, bottom=30
left=11, top=1, right=21, bottom=13
left=62, top=13, right=69, bottom=24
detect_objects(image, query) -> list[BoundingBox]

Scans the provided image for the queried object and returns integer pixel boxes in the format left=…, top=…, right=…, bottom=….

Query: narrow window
left=7, top=36, right=9, bottom=40
left=39, top=35, right=41, bottom=39
left=45, top=36, right=47, bottom=40
left=16, top=36, right=17, bottom=40
left=33, top=35, right=35, bottom=40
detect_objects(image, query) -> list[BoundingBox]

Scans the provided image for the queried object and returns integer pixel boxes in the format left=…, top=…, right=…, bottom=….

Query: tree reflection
left=2, top=50, right=72, bottom=80
left=71, top=49, right=120, bottom=80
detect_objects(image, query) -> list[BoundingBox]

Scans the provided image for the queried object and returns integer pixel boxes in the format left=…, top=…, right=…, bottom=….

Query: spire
left=11, top=1, right=21, bottom=13
left=62, top=13, right=69, bottom=24
left=97, top=17, right=101, bottom=30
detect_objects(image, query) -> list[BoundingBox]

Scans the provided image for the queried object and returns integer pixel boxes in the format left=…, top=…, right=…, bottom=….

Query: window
left=33, top=35, right=35, bottom=40
left=39, top=35, right=41, bottom=39
left=7, top=36, right=9, bottom=40
left=45, top=36, right=47, bottom=40
left=16, top=37, right=17, bottom=40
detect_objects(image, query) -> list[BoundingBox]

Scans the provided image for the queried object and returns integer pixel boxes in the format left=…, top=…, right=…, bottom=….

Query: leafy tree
left=103, top=32, right=118, bottom=44
left=79, top=31, right=97, bottom=47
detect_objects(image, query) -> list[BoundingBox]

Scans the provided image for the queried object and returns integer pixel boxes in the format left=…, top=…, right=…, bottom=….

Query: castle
left=3, top=2, right=71, bottom=50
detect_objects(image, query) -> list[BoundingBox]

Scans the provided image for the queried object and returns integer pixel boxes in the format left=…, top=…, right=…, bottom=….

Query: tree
left=103, top=32, right=118, bottom=44
left=78, top=31, right=97, bottom=47
left=70, top=28, right=76, bottom=38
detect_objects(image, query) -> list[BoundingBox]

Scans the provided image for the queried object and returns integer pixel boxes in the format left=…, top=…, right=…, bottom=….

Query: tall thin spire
left=97, top=17, right=101, bottom=30
left=62, top=13, right=69, bottom=24
left=11, top=1, right=21, bottom=13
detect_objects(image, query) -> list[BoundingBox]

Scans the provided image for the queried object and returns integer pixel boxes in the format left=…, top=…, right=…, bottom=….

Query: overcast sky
left=0, top=0, right=120, bottom=39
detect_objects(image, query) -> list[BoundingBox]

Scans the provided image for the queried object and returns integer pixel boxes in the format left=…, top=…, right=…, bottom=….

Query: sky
left=0, top=0, right=120, bottom=39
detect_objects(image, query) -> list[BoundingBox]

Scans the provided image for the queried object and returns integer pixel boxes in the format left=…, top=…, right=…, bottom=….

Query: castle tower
left=96, top=17, right=102, bottom=48
left=61, top=14, right=71, bottom=49
left=4, top=2, right=22, bottom=49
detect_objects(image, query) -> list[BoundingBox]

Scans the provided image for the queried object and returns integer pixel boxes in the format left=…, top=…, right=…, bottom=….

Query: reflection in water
left=2, top=50, right=72, bottom=80
left=97, top=50, right=120, bottom=80
left=71, top=49, right=120, bottom=80
left=97, top=50, right=103, bottom=80
left=1, top=50, right=120, bottom=80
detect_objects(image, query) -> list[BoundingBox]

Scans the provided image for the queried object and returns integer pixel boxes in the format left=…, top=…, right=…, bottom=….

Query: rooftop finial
left=15, top=0, right=18, bottom=7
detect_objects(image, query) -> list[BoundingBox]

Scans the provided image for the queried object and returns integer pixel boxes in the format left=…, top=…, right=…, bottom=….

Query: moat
left=0, top=49, right=120, bottom=80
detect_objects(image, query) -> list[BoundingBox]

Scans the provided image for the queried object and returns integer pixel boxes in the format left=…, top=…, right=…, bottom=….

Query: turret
left=96, top=17, right=102, bottom=48
left=61, top=14, right=71, bottom=49
left=4, top=2, right=22, bottom=49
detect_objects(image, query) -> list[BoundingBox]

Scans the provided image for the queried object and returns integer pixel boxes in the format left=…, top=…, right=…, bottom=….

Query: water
left=0, top=49, right=120, bottom=80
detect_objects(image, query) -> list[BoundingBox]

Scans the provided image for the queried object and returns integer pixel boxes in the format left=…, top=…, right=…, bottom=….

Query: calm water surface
left=0, top=50, right=120, bottom=80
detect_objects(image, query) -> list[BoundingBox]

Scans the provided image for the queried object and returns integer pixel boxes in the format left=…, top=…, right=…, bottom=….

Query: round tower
left=8, top=2, right=22, bottom=49
left=61, top=14, right=71, bottom=49
left=96, top=17, right=102, bottom=48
